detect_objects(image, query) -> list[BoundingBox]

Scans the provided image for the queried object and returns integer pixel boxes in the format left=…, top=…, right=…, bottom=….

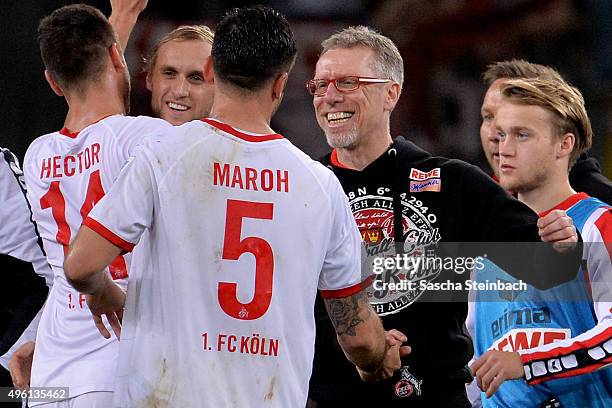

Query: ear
left=383, top=82, right=401, bottom=112
left=109, top=43, right=127, bottom=72
left=272, top=72, right=289, bottom=102
left=145, top=72, right=152, bottom=92
left=204, top=56, right=215, bottom=84
left=44, top=70, right=64, bottom=96
left=557, top=132, right=576, bottom=160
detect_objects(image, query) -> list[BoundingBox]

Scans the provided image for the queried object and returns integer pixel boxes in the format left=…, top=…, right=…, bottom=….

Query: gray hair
left=321, top=26, right=404, bottom=89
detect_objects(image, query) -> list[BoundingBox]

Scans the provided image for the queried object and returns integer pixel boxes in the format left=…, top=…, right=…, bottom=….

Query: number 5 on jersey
left=219, top=199, right=274, bottom=320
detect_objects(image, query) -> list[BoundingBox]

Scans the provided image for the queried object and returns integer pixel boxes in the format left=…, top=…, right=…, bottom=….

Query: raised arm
left=109, top=0, right=148, bottom=52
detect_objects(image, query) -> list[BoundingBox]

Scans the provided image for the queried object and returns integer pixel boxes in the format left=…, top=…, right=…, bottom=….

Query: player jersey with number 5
left=86, top=118, right=366, bottom=407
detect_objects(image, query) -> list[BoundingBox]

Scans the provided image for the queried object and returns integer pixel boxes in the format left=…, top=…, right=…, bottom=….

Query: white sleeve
left=519, top=209, right=612, bottom=385
left=84, top=145, right=156, bottom=251
left=318, top=174, right=369, bottom=298
left=0, top=148, right=49, bottom=272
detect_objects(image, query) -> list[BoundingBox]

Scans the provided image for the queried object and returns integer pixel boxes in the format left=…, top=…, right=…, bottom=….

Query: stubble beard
left=325, top=124, right=359, bottom=150
left=502, top=167, right=548, bottom=195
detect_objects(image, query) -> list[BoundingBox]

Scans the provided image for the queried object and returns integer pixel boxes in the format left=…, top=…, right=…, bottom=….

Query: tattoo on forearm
left=325, top=291, right=371, bottom=336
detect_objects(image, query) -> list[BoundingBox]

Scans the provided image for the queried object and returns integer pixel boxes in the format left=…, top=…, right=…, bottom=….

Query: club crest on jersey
left=409, top=168, right=440, bottom=181
left=410, top=179, right=441, bottom=193
left=361, top=227, right=383, bottom=244
left=394, top=366, right=422, bottom=398
left=345, top=186, right=442, bottom=316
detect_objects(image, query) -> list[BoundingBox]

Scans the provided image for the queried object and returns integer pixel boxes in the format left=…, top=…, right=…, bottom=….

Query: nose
left=172, top=77, right=189, bottom=98
left=484, top=121, right=498, bottom=143
left=489, top=129, right=499, bottom=144
left=498, top=134, right=514, bottom=157
left=319, top=82, right=343, bottom=104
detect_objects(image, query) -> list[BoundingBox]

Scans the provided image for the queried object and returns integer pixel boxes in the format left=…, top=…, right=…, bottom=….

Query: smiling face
left=480, top=79, right=505, bottom=178
left=496, top=101, right=560, bottom=193
left=146, top=39, right=213, bottom=125
left=313, top=47, right=392, bottom=150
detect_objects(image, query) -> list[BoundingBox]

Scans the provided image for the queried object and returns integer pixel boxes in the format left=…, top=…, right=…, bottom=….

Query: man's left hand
left=471, top=350, right=524, bottom=398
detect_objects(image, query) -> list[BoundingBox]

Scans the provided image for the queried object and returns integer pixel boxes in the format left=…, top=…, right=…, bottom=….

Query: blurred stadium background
left=1, top=0, right=610, bottom=175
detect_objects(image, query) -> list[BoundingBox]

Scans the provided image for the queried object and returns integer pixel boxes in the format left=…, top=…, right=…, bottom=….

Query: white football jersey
left=22, top=115, right=172, bottom=404
left=87, top=119, right=366, bottom=408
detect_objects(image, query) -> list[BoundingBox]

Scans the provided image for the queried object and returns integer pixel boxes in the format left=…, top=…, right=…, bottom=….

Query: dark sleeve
left=0, top=255, right=48, bottom=355
left=569, top=157, right=612, bottom=205
left=456, top=164, right=582, bottom=289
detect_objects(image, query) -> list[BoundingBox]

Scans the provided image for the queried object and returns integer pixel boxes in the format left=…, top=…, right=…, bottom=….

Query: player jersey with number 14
left=22, top=115, right=172, bottom=405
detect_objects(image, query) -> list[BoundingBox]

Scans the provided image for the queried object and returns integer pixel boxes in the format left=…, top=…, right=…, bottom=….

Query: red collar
left=330, top=149, right=352, bottom=169
left=201, top=118, right=284, bottom=142
left=59, top=115, right=112, bottom=139
left=538, top=192, right=589, bottom=217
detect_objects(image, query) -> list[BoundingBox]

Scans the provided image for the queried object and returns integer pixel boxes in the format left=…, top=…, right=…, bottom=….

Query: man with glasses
left=307, top=26, right=581, bottom=407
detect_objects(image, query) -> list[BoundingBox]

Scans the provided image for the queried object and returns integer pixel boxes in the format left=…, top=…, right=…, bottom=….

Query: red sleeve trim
left=538, top=192, right=589, bottom=217
left=320, top=275, right=374, bottom=299
left=594, top=208, right=612, bottom=243
left=521, top=324, right=612, bottom=384
left=526, top=356, right=612, bottom=385
left=201, top=118, right=284, bottom=142
left=521, top=324, right=612, bottom=362
left=83, top=217, right=135, bottom=253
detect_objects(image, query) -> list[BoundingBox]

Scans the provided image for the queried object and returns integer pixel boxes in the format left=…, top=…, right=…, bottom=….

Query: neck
left=518, top=175, right=576, bottom=214
left=336, top=131, right=393, bottom=171
left=209, top=89, right=275, bottom=135
left=64, top=85, right=125, bottom=132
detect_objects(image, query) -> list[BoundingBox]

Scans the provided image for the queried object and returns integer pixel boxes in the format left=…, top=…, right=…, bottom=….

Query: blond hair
left=144, top=25, right=214, bottom=73
left=483, top=59, right=564, bottom=85
left=500, top=77, right=592, bottom=167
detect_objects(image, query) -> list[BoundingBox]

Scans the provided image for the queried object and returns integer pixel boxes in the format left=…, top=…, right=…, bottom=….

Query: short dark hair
left=483, top=59, right=564, bottom=86
left=212, top=5, right=297, bottom=91
left=38, top=4, right=118, bottom=93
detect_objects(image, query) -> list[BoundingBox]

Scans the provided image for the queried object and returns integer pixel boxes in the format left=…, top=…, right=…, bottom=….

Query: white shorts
left=31, top=391, right=113, bottom=408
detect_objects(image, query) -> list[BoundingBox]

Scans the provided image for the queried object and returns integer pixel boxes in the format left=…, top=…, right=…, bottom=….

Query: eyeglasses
left=306, top=76, right=391, bottom=96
